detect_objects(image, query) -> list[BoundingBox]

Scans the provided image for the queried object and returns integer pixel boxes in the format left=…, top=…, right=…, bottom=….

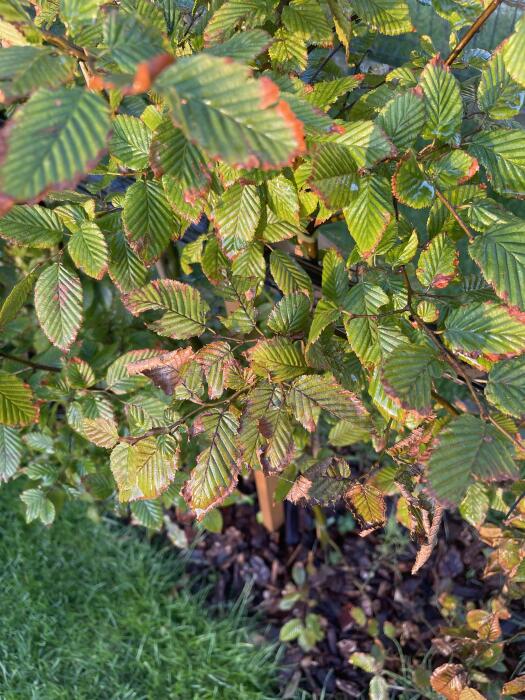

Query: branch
left=40, top=30, right=88, bottom=61
left=445, top=0, right=504, bottom=66
left=0, top=351, right=61, bottom=373
left=434, top=188, right=474, bottom=243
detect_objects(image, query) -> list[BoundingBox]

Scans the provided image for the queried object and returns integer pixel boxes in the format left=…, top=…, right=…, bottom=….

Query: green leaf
left=82, top=417, right=119, bottom=449
left=61, top=0, right=102, bottom=27
left=282, top=0, right=332, bottom=43
left=123, top=279, right=209, bottom=339
left=503, top=14, right=525, bottom=88
left=0, top=425, right=21, bottom=481
left=428, top=415, right=519, bottom=504
left=486, top=356, right=525, bottom=418
left=0, top=370, right=36, bottom=427
left=266, top=174, right=299, bottom=224
left=378, top=88, right=426, bottom=151
left=322, top=249, right=348, bottom=305
left=131, top=499, right=164, bottom=529
left=156, top=54, right=304, bottom=169
left=343, top=282, right=389, bottom=364
left=478, top=50, right=524, bottom=120
left=213, top=184, right=261, bottom=258
left=123, top=180, right=180, bottom=266
left=106, top=348, right=161, bottom=394
left=182, top=409, right=239, bottom=518
left=310, top=143, right=358, bottom=209
left=0, top=87, right=110, bottom=204
left=109, top=115, right=152, bottom=170
left=383, top=343, right=442, bottom=415
left=289, top=373, right=369, bottom=432
left=249, top=338, right=308, bottom=382
left=351, top=0, right=413, bottom=35
left=416, top=233, right=458, bottom=288
left=469, top=221, right=525, bottom=311
left=68, top=221, right=108, bottom=280
left=34, top=262, right=83, bottom=351
left=204, top=0, right=272, bottom=42
left=307, top=299, right=341, bottom=347
left=20, top=488, right=55, bottom=525
left=427, top=149, right=479, bottom=189
left=419, top=56, right=462, bottom=143
left=0, top=46, right=76, bottom=102
left=444, top=302, right=525, bottom=360
left=392, top=153, right=435, bottom=209
left=269, top=27, right=308, bottom=72
left=343, top=175, right=393, bottom=257
left=150, top=119, right=210, bottom=203
left=345, top=483, right=386, bottom=530
left=0, top=270, right=37, bottom=328
left=459, top=482, right=490, bottom=528
left=333, top=120, right=395, bottom=169
left=107, top=231, right=149, bottom=292
left=0, top=205, right=63, bottom=248
left=270, top=249, right=313, bottom=298
left=329, top=419, right=371, bottom=446
left=267, top=293, right=310, bottom=335
left=468, top=129, right=525, bottom=198
left=304, top=76, right=362, bottom=111
left=111, top=435, right=179, bottom=502
left=206, top=29, right=271, bottom=62
left=102, top=11, right=164, bottom=73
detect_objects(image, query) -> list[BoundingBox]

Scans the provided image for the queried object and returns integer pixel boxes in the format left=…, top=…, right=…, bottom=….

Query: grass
left=0, top=483, right=283, bottom=700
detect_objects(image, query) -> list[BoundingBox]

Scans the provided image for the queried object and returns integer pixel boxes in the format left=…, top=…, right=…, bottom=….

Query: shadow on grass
left=0, top=483, right=283, bottom=700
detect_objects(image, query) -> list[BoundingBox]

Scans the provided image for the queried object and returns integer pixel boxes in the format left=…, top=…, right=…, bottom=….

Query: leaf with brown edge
left=343, top=175, right=393, bottom=258
left=82, top=418, right=119, bottom=449
left=466, top=609, right=502, bottom=641
left=345, top=483, right=386, bottom=534
left=416, top=233, right=458, bottom=289
left=502, top=676, right=525, bottom=696
left=459, top=690, right=486, bottom=700
left=126, top=347, right=195, bottom=396
left=196, top=341, right=234, bottom=400
left=155, top=54, right=305, bottom=170
left=430, top=664, right=467, bottom=700
left=0, top=371, right=38, bottom=427
left=287, top=456, right=351, bottom=506
left=34, top=262, right=83, bottom=352
left=289, top=373, right=369, bottom=433
left=182, top=409, right=240, bottom=519
left=247, top=337, right=308, bottom=382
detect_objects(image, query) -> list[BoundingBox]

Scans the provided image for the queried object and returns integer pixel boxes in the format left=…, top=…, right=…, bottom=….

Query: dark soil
left=167, top=480, right=525, bottom=699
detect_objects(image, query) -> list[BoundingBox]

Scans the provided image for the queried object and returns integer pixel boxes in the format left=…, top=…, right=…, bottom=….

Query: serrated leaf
left=156, top=54, right=304, bottom=169
left=459, top=482, right=490, bottom=528
left=102, top=11, right=164, bottom=74
left=345, top=483, right=386, bottom=531
left=249, top=337, right=308, bottom=382
left=82, top=417, right=119, bottom=449
left=343, top=175, right=393, bottom=257
left=289, top=373, right=369, bottom=432
left=204, top=0, right=272, bottom=42
left=131, top=499, right=163, bottom=529
left=416, top=233, right=458, bottom=288
left=239, top=382, right=287, bottom=470
left=486, top=356, right=525, bottom=418
left=270, top=249, right=313, bottom=298
left=123, top=180, right=180, bottom=265
left=428, top=415, right=518, bottom=504
left=0, top=270, right=37, bottom=328
left=111, top=435, right=179, bottom=502
left=0, top=46, right=76, bottom=102
left=378, top=88, right=425, bottom=151
left=282, top=0, right=332, bottom=43
left=123, top=279, right=209, bottom=339
left=444, top=302, right=525, bottom=360
left=351, top=0, right=412, bottom=35
left=383, top=343, right=442, bottom=415
left=343, top=282, right=389, bottom=365
left=196, top=341, right=233, bottom=400
left=151, top=119, right=210, bottom=203
left=307, top=299, right=341, bottom=347
left=106, top=348, right=161, bottom=394
left=68, top=221, right=108, bottom=280
left=420, top=56, right=462, bottom=143
left=206, top=29, right=271, bottom=62
left=503, top=14, right=525, bottom=88
left=107, top=231, right=148, bottom=292
left=34, top=262, right=82, bottom=351
left=468, top=129, right=525, bottom=198
left=183, top=409, right=239, bottom=518
left=20, top=488, right=55, bottom=525
left=329, top=419, right=371, bottom=446
left=266, top=174, right=299, bottom=224
left=392, top=153, right=435, bottom=209
left=267, top=293, right=310, bottom=335
left=430, top=665, right=466, bottom=700
left=469, top=221, right=525, bottom=310
left=333, top=120, right=395, bottom=169
left=0, top=87, right=110, bottom=205
left=502, top=676, right=525, bottom=696
left=287, top=456, right=351, bottom=506
left=428, top=149, right=479, bottom=188
left=478, top=50, right=524, bottom=120
left=109, top=115, right=152, bottom=170
left=310, top=143, right=358, bottom=209
left=305, top=76, right=362, bottom=111
left=0, top=205, right=63, bottom=248
left=0, top=425, right=21, bottom=481
left=213, top=184, right=261, bottom=258
left=269, top=27, right=308, bottom=72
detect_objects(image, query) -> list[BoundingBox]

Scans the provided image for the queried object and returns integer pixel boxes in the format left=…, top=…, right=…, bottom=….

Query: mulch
left=166, top=479, right=522, bottom=698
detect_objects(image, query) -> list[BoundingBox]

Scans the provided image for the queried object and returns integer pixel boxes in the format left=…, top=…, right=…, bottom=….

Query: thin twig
left=41, top=30, right=88, bottom=61
left=434, top=189, right=474, bottom=243
left=445, top=0, right=504, bottom=66
left=0, top=351, right=61, bottom=373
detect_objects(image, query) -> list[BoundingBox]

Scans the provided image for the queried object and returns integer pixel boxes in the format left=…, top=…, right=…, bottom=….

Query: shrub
left=0, top=0, right=524, bottom=639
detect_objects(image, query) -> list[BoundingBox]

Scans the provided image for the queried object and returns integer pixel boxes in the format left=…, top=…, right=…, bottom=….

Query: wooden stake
left=255, top=471, right=285, bottom=532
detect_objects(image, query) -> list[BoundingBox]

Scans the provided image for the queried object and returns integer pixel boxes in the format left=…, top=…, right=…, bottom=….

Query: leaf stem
left=445, top=0, right=504, bottom=66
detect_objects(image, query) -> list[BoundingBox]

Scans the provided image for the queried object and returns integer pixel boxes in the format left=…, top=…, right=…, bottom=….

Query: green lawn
left=0, top=483, right=282, bottom=700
